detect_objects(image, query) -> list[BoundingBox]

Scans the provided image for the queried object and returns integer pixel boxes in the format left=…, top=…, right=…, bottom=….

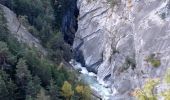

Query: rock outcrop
left=73, top=0, right=170, bottom=99
left=0, top=4, right=47, bottom=55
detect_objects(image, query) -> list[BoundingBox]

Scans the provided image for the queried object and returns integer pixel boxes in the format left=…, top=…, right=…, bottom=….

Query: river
left=70, top=60, right=117, bottom=100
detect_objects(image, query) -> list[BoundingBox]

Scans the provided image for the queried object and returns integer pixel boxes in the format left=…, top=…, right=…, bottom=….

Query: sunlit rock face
left=73, top=0, right=170, bottom=99
left=0, top=4, right=47, bottom=55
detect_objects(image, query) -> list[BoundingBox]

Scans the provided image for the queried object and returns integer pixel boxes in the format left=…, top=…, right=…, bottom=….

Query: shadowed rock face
left=62, top=0, right=79, bottom=45
left=74, top=0, right=170, bottom=99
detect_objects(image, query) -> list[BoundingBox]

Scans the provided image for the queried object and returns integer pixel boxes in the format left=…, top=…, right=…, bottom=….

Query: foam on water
left=70, top=59, right=117, bottom=100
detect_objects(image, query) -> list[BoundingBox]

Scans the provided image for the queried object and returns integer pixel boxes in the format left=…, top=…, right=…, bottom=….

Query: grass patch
left=164, top=69, right=170, bottom=84
left=132, top=79, right=159, bottom=100
left=146, top=54, right=161, bottom=68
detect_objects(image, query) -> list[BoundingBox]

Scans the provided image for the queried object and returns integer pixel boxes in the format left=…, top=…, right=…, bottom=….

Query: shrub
left=121, top=56, right=136, bottom=72
left=75, top=85, right=91, bottom=100
left=150, top=60, right=161, bottom=68
left=146, top=54, right=161, bottom=68
left=164, top=69, right=170, bottom=84
left=132, top=71, right=170, bottom=100
left=107, top=0, right=118, bottom=8
left=133, top=79, right=159, bottom=100
left=161, top=90, right=170, bottom=100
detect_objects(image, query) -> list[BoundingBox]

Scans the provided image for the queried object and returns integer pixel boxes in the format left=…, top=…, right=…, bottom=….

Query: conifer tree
left=7, top=79, right=17, bottom=100
left=0, top=70, right=17, bottom=100
left=16, top=58, right=32, bottom=99
left=26, top=80, right=37, bottom=98
left=48, top=79, right=60, bottom=100
left=0, top=75, right=9, bottom=100
left=36, top=88, right=50, bottom=100
left=16, top=58, right=32, bottom=87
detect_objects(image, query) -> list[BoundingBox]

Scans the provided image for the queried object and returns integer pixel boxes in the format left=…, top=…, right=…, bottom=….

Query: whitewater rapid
left=70, top=60, right=117, bottom=100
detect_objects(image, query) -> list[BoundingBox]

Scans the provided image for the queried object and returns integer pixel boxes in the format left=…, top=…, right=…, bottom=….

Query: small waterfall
left=70, top=59, right=117, bottom=100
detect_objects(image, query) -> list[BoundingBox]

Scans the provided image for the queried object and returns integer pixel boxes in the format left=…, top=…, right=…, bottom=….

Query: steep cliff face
left=74, top=0, right=170, bottom=99
left=62, top=0, right=79, bottom=45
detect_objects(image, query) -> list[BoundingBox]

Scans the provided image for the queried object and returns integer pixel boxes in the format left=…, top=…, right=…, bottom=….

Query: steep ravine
left=0, top=1, right=108, bottom=100
left=61, top=0, right=87, bottom=68
left=73, top=0, right=170, bottom=100
left=62, top=0, right=79, bottom=45
left=60, top=0, right=118, bottom=99
left=1, top=1, right=105, bottom=99
left=2, top=0, right=170, bottom=100
left=61, top=0, right=112, bottom=99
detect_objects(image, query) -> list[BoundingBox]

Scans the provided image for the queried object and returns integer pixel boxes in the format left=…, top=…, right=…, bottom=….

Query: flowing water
left=70, top=60, right=117, bottom=100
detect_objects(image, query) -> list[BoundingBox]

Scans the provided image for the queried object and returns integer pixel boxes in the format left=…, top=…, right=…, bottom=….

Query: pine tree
left=0, top=70, right=17, bottom=100
left=36, top=88, right=50, bottom=100
left=0, top=75, right=9, bottom=100
left=26, top=80, right=37, bottom=98
left=26, top=76, right=41, bottom=99
left=0, top=41, right=10, bottom=70
left=7, top=79, right=17, bottom=100
left=48, top=79, right=60, bottom=100
left=0, top=41, right=9, bottom=57
left=16, top=58, right=32, bottom=87
left=26, top=95, right=34, bottom=100
left=32, top=76, right=41, bottom=95
left=15, top=58, right=32, bottom=99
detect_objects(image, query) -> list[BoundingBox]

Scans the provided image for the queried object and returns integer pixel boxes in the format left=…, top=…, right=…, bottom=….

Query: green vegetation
left=75, top=84, right=91, bottom=100
left=164, top=69, right=170, bottom=84
left=133, top=69, right=170, bottom=100
left=36, top=88, right=50, bottom=100
left=142, top=79, right=159, bottom=100
left=107, top=0, right=118, bottom=7
left=146, top=54, right=161, bottom=67
left=161, top=90, right=170, bottom=100
left=0, top=75, right=10, bottom=99
left=5, top=0, right=73, bottom=64
left=0, top=1, right=92, bottom=100
left=48, top=79, right=60, bottom=100
left=161, top=69, right=170, bottom=100
left=8, top=0, right=54, bottom=44
left=133, top=79, right=159, bottom=100
left=61, top=81, right=74, bottom=100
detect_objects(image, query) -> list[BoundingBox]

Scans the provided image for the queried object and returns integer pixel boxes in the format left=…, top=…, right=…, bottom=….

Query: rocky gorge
left=73, top=0, right=170, bottom=99
left=1, top=0, right=170, bottom=99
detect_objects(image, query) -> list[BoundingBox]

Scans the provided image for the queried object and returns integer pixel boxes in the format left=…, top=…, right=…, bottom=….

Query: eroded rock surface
left=0, top=4, right=47, bottom=55
left=73, top=0, right=170, bottom=99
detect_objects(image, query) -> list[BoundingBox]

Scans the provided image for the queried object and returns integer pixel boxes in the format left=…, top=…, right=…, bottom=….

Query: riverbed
left=70, top=60, right=117, bottom=100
